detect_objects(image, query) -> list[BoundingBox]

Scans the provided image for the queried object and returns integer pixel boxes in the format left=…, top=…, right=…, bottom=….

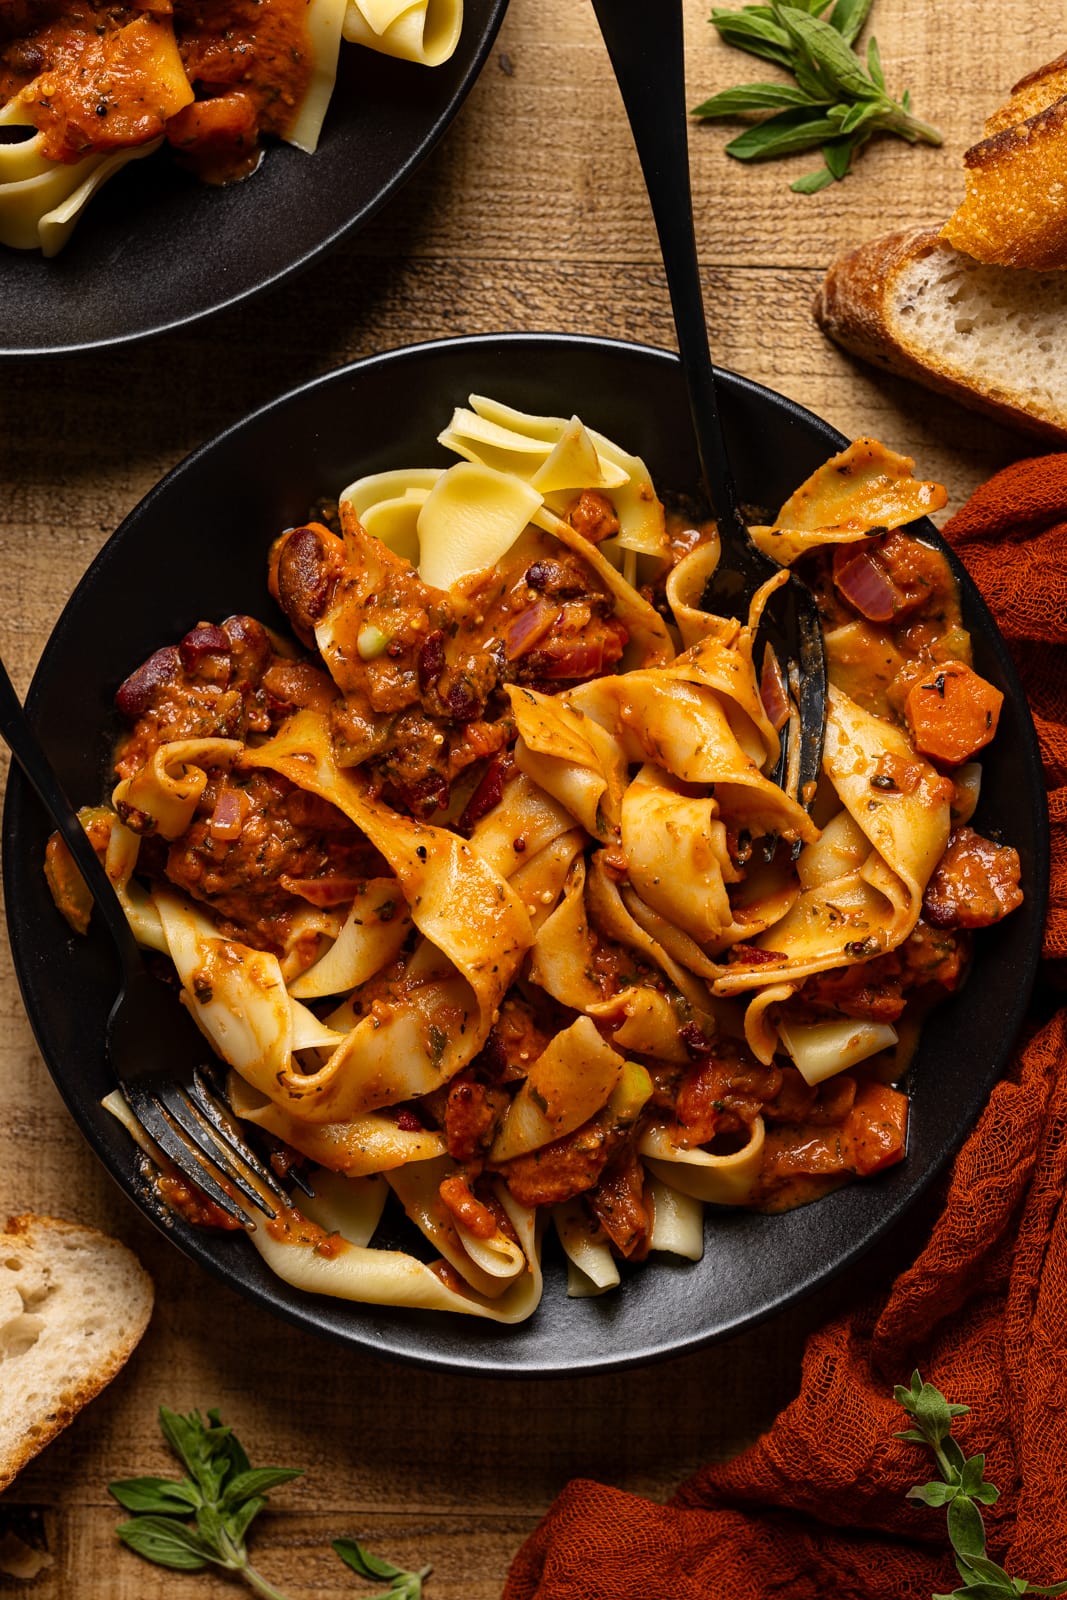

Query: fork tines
left=127, top=1069, right=293, bottom=1229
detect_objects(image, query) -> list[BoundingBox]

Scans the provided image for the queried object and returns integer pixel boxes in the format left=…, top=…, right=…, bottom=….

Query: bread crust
left=814, top=227, right=1067, bottom=445
left=0, top=1215, right=154, bottom=1494
left=944, top=96, right=1067, bottom=269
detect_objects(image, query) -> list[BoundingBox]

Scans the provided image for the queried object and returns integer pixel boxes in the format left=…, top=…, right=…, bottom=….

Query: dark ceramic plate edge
left=2, top=335, right=1049, bottom=1374
left=0, top=0, right=508, bottom=358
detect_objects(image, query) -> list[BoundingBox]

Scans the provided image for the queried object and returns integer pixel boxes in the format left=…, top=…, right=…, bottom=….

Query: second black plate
left=0, top=0, right=508, bottom=357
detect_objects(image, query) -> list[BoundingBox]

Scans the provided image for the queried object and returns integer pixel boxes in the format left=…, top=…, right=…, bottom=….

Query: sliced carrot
left=904, top=660, right=1003, bottom=765
left=844, top=1080, right=908, bottom=1177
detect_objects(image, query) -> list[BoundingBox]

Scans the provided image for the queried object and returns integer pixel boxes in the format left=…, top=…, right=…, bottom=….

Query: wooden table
left=0, top=1, right=1056, bottom=1593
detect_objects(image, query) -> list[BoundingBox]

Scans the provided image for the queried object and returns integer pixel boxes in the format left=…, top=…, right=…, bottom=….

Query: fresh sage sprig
left=894, top=1372, right=1067, bottom=1599
left=693, top=0, right=941, bottom=192
left=333, top=1537, right=433, bottom=1598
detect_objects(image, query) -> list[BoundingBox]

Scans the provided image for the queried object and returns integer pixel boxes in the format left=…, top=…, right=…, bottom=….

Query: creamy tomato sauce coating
left=45, top=492, right=1024, bottom=1250
left=0, top=0, right=313, bottom=180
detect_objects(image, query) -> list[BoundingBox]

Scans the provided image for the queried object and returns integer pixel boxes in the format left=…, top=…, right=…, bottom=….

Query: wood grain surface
left=0, top=0, right=1057, bottom=1593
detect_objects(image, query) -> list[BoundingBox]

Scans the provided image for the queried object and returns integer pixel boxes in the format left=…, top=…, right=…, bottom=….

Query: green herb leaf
left=948, top=1495, right=989, bottom=1561
left=227, top=1495, right=269, bottom=1549
left=222, top=1468, right=304, bottom=1508
left=693, top=81, right=822, bottom=117
left=699, top=0, right=940, bottom=191
left=333, top=1538, right=433, bottom=1598
left=333, top=1538, right=406, bottom=1579
left=789, top=165, right=836, bottom=191
left=773, top=5, right=878, bottom=99
left=893, top=1376, right=1066, bottom=1600
left=709, top=9, right=795, bottom=68
left=111, top=1407, right=301, bottom=1600
left=906, top=1480, right=957, bottom=1508
left=108, top=1476, right=203, bottom=1515
left=116, top=1516, right=215, bottom=1572
left=725, top=106, right=844, bottom=159
left=826, top=0, right=874, bottom=44
left=821, top=135, right=854, bottom=179
left=958, top=1454, right=997, bottom=1501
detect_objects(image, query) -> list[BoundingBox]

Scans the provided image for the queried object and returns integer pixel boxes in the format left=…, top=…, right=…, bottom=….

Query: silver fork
left=0, top=649, right=308, bottom=1229
left=591, top=0, right=827, bottom=806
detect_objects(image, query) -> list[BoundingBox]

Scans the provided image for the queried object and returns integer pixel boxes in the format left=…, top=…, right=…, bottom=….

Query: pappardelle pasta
left=46, top=398, right=1023, bottom=1323
left=0, top=0, right=462, bottom=255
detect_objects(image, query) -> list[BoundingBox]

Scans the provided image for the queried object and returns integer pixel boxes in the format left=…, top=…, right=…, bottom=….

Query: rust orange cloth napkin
left=503, top=453, right=1067, bottom=1600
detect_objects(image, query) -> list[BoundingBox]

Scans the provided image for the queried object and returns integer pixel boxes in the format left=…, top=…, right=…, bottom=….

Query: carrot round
left=904, top=660, right=1003, bottom=765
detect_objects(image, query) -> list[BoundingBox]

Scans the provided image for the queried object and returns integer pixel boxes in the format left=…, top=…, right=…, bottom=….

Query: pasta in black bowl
left=3, top=335, right=1048, bottom=1373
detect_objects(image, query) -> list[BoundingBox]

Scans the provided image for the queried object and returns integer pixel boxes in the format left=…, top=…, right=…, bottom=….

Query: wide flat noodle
left=287, top=0, right=349, bottom=152
left=749, top=439, right=949, bottom=566
left=0, top=104, right=161, bottom=255
left=714, top=685, right=951, bottom=995
left=229, top=709, right=534, bottom=1121
left=507, top=685, right=629, bottom=843
left=621, top=765, right=736, bottom=945
left=343, top=0, right=463, bottom=66
left=568, top=673, right=817, bottom=845
left=250, top=1177, right=542, bottom=1320
left=457, top=395, right=668, bottom=557
left=112, top=737, right=242, bottom=840
left=489, top=1017, right=626, bottom=1162
left=639, top=1119, right=765, bottom=1205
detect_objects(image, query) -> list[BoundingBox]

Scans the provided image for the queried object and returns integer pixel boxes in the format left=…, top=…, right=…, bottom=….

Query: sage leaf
left=905, top=1480, right=957, bottom=1508
left=699, top=0, right=940, bottom=191
left=957, top=1555, right=1023, bottom=1587
left=774, top=6, right=880, bottom=100
left=333, top=1539, right=406, bottom=1581
left=822, top=137, right=854, bottom=179
left=333, top=1538, right=433, bottom=1598
left=222, top=1468, right=304, bottom=1508
left=226, top=1495, right=269, bottom=1547
left=693, top=81, right=822, bottom=117
left=892, top=1376, right=1067, bottom=1600
left=111, top=1407, right=301, bottom=1599
left=826, top=0, right=874, bottom=45
left=709, top=9, right=794, bottom=67
left=725, top=107, right=843, bottom=159
left=837, top=98, right=880, bottom=134
left=948, top=1494, right=989, bottom=1560
left=790, top=166, right=836, bottom=191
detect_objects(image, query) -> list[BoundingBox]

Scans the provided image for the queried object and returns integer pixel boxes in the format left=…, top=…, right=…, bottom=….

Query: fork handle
left=590, top=0, right=753, bottom=558
left=0, top=650, right=142, bottom=969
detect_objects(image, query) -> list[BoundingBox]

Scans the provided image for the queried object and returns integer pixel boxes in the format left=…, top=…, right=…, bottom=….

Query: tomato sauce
left=0, top=0, right=313, bottom=179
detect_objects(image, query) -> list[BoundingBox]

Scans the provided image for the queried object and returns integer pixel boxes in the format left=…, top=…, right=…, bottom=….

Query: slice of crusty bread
left=942, top=96, right=1067, bottom=269
left=982, top=50, right=1067, bottom=136
left=814, top=227, right=1067, bottom=444
left=0, top=1216, right=153, bottom=1493
left=941, top=52, right=1067, bottom=268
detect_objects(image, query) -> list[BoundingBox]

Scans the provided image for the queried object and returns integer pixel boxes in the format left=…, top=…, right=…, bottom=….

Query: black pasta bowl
left=0, top=0, right=508, bottom=357
left=2, top=335, right=1049, bottom=1374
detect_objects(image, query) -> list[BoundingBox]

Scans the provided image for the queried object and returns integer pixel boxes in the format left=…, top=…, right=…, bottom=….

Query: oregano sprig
left=894, top=1373, right=1067, bottom=1599
left=109, top=1407, right=432, bottom=1599
left=333, top=1538, right=433, bottom=1599
left=693, top=0, right=941, bottom=193
left=109, top=1406, right=302, bottom=1598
